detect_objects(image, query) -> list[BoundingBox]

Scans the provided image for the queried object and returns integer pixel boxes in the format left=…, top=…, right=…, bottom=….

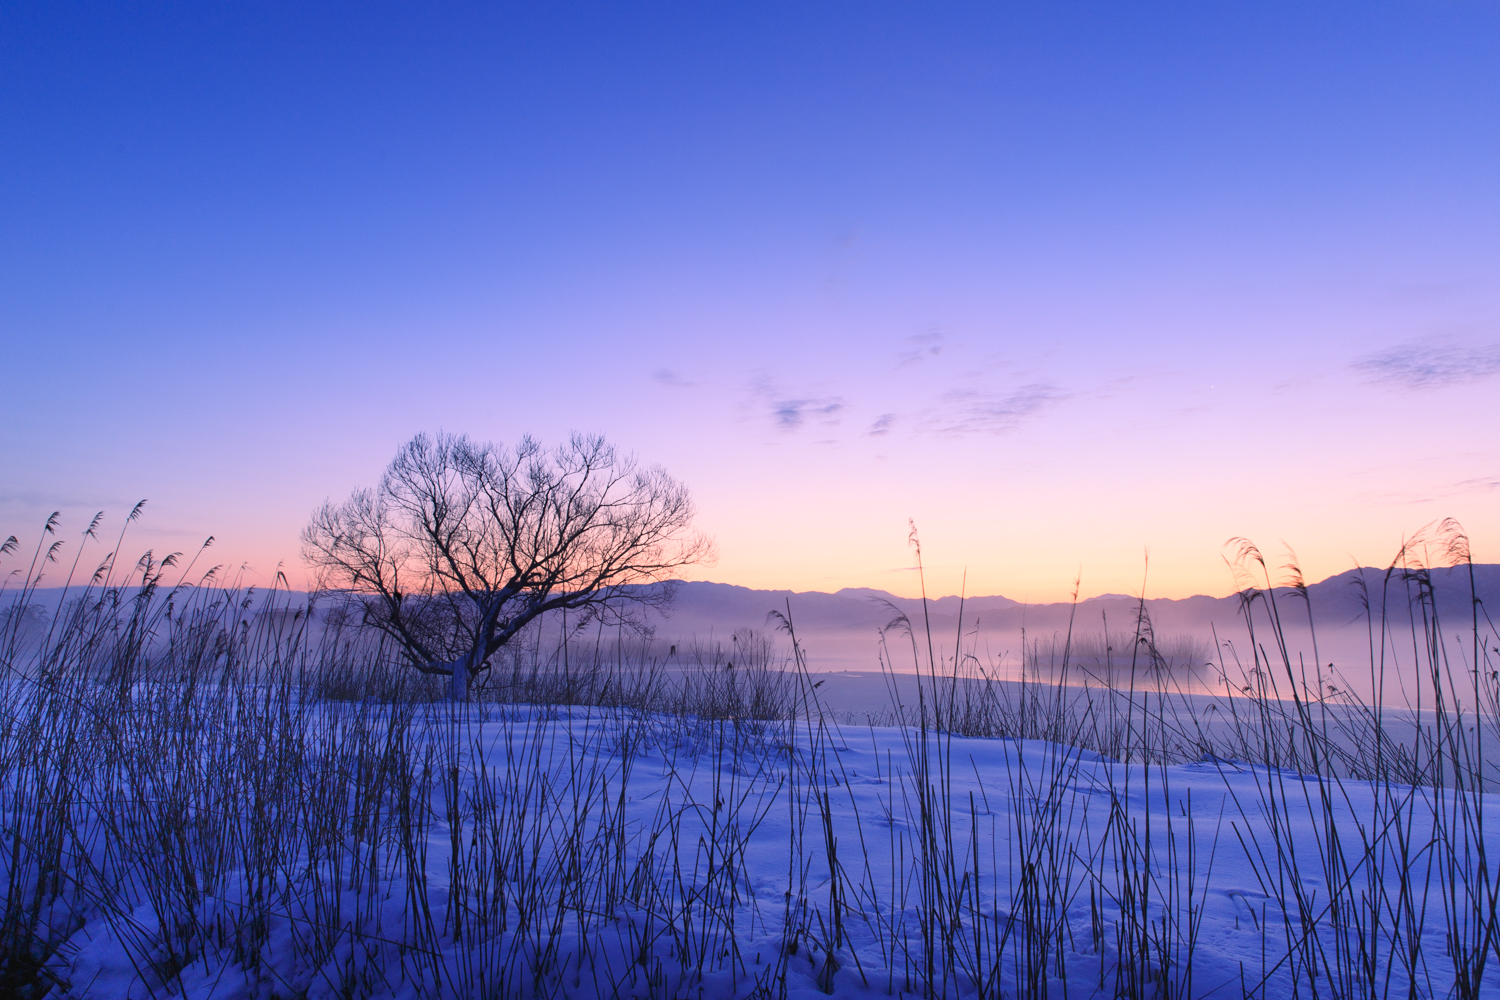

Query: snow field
left=7, top=679, right=1499, bottom=1000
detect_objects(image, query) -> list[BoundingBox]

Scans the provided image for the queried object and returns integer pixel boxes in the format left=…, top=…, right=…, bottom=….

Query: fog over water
left=642, top=565, right=1499, bottom=697
left=12, top=562, right=1496, bottom=716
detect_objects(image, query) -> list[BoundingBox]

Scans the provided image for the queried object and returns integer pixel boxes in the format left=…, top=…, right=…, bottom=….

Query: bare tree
left=302, top=432, right=714, bottom=700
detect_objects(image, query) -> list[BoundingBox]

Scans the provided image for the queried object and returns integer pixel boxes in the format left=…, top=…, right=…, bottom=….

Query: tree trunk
left=435, top=648, right=481, bottom=702
left=447, top=644, right=489, bottom=701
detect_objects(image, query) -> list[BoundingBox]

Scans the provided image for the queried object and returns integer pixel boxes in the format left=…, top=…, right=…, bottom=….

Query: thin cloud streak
left=896, top=331, right=944, bottom=367
left=928, top=382, right=1066, bottom=436
left=773, top=397, right=844, bottom=429
left=748, top=378, right=846, bottom=432
left=1353, top=343, right=1500, bottom=389
left=652, top=369, right=696, bottom=388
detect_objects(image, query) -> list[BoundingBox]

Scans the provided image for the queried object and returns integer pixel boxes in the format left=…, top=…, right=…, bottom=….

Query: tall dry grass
left=0, top=510, right=1497, bottom=998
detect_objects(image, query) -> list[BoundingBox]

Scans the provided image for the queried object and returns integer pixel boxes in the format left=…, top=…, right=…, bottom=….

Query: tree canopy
left=302, top=432, right=713, bottom=699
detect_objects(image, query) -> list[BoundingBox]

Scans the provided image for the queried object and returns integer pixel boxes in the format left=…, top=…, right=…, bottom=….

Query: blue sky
left=3, top=3, right=1498, bottom=600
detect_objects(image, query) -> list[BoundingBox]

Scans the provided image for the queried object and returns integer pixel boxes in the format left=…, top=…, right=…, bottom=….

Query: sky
left=3, top=3, right=1498, bottom=603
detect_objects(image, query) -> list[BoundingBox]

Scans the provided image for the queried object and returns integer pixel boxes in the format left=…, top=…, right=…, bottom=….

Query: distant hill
left=648, top=563, right=1500, bottom=640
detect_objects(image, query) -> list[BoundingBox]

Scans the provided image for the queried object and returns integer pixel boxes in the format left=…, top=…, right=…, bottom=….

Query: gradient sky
left=3, top=3, right=1498, bottom=603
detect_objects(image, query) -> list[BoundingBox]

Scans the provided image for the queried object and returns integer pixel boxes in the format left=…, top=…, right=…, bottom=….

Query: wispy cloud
left=1352, top=342, right=1500, bottom=389
left=749, top=378, right=845, bottom=431
left=929, top=382, right=1065, bottom=436
left=1352, top=473, right=1500, bottom=507
left=652, top=369, right=696, bottom=388
left=868, top=413, right=895, bottom=436
left=772, top=395, right=844, bottom=429
left=1445, top=475, right=1500, bottom=496
left=897, top=331, right=943, bottom=367
left=0, top=491, right=138, bottom=517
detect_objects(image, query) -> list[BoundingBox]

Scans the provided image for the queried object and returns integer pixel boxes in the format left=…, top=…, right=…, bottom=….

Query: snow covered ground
left=5, top=558, right=1498, bottom=1000
left=19, top=692, right=1499, bottom=1000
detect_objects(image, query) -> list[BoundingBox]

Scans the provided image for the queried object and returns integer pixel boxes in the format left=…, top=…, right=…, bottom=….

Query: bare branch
left=302, top=431, right=715, bottom=699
